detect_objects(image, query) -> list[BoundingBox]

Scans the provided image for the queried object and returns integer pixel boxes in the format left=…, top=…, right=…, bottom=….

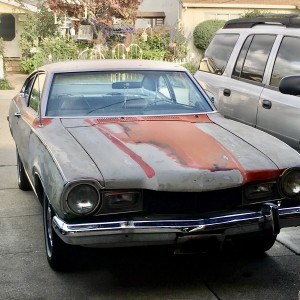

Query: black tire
left=43, top=194, right=74, bottom=271
left=17, top=152, right=32, bottom=191
left=232, top=233, right=277, bottom=255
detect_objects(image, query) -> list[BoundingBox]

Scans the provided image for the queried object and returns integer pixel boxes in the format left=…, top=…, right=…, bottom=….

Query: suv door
left=220, top=34, right=276, bottom=127
left=257, top=36, right=300, bottom=150
left=195, top=33, right=239, bottom=106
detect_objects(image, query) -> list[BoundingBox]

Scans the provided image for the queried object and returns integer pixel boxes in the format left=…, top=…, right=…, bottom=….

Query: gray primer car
left=7, top=59, right=300, bottom=271
left=194, top=15, right=300, bottom=151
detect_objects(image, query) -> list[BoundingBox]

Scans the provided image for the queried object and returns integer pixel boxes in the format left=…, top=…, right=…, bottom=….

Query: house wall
left=137, top=0, right=180, bottom=28
left=181, top=7, right=300, bottom=59
left=0, top=1, right=34, bottom=60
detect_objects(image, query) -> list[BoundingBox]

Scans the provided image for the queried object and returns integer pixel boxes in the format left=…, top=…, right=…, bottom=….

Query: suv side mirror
left=279, top=76, right=300, bottom=96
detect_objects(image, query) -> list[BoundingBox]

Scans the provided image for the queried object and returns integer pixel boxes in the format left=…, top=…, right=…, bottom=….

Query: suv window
left=199, top=33, right=239, bottom=75
left=233, top=34, right=276, bottom=83
left=270, top=36, right=300, bottom=88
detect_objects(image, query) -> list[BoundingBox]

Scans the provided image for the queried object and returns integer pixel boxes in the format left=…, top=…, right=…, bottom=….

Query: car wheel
left=17, top=152, right=32, bottom=191
left=43, top=194, right=74, bottom=271
left=233, top=233, right=277, bottom=254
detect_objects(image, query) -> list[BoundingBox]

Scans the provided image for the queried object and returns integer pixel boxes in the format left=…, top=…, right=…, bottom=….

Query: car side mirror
left=279, top=76, right=300, bottom=96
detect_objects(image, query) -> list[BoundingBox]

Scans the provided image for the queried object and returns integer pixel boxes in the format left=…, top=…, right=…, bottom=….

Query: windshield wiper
left=87, top=97, right=146, bottom=115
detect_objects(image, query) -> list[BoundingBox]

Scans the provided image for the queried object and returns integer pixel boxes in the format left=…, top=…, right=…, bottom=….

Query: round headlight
left=280, top=168, right=300, bottom=198
left=67, top=184, right=100, bottom=215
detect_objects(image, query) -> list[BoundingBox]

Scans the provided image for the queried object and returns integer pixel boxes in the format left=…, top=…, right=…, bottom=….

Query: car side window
left=28, top=73, right=46, bottom=112
left=236, top=34, right=276, bottom=83
left=199, top=33, right=239, bottom=75
left=21, top=76, right=36, bottom=105
left=270, top=36, right=300, bottom=88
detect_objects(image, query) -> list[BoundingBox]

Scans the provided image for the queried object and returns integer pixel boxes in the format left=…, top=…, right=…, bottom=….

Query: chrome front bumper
left=53, top=203, right=300, bottom=247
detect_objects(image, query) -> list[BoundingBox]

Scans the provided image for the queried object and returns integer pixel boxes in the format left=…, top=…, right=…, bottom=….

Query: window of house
left=0, top=14, right=15, bottom=41
left=136, top=12, right=165, bottom=28
left=234, top=34, right=276, bottom=83
left=270, top=36, right=300, bottom=88
left=199, top=34, right=239, bottom=75
left=205, top=12, right=242, bottom=21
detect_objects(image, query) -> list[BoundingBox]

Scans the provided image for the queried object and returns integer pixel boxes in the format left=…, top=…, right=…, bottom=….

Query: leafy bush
left=182, top=61, right=199, bottom=74
left=134, top=27, right=188, bottom=62
left=20, top=36, right=81, bottom=73
left=20, top=7, right=58, bottom=59
left=193, top=20, right=226, bottom=51
left=0, top=79, right=12, bottom=90
left=241, top=9, right=268, bottom=18
left=20, top=52, right=44, bottom=74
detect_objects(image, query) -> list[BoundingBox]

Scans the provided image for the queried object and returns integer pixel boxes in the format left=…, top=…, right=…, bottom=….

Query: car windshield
left=46, top=70, right=212, bottom=117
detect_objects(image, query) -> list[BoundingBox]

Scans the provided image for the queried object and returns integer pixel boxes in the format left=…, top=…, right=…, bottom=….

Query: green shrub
left=20, top=7, right=58, bottom=59
left=20, top=52, right=44, bottom=74
left=20, top=36, right=82, bottom=74
left=241, top=9, right=268, bottom=18
left=134, top=27, right=188, bottom=62
left=182, top=61, right=199, bottom=74
left=0, top=79, right=12, bottom=90
left=193, top=20, right=226, bottom=51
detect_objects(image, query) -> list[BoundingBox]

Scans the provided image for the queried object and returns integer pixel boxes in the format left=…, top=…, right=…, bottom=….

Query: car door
left=10, top=72, right=46, bottom=172
left=257, top=36, right=300, bottom=151
left=219, top=34, right=276, bottom=127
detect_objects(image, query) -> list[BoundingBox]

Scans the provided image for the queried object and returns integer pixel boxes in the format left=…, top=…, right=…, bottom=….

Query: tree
left=47, top=0, right=141, bottom=28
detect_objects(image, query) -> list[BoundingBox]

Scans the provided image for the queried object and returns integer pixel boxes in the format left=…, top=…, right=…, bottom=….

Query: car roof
left=224, top=14, right=300, bottom=29
left=39, top=59, right=187, bottom=74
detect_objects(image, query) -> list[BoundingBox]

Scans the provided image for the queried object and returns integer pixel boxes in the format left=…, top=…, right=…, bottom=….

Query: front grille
left=143, top=187, right=243, bottom=214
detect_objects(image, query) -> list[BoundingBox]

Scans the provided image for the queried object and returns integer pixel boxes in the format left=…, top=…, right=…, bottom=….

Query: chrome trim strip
left=52, top=205, right=300, bottom=246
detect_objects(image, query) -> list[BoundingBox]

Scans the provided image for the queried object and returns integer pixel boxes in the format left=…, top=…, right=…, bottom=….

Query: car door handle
left=14, top=112, right=21, bottom=118
left=262, top=100, right=272, bottom=109
left=223, top=89, right=231, bottom=97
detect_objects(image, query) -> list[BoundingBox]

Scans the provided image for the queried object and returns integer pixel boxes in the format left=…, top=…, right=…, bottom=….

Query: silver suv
left=194, top=15, right=300, bottom=151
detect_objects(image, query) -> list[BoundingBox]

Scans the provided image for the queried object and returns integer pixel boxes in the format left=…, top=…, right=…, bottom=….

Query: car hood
left=60, top=113, right=300, bottom=191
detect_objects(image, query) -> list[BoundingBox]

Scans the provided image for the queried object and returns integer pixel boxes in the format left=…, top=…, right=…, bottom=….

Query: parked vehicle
left=194, top=15, right=300, bottom=151
left=7, top=59, right=300, bottom=271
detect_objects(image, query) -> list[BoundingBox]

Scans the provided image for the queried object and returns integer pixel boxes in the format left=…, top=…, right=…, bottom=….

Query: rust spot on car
left=32, top=119, right=53, bottom=128
left=23, top=113, right=53, bottom=128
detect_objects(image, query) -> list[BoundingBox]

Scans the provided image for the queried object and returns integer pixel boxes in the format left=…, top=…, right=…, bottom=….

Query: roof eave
left=0, top=0, right=38, bottom=12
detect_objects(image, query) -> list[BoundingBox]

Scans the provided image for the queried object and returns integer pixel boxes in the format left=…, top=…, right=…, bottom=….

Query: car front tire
left=43, top=194, right=75, bottom=271
left=17, top=151, right=32, bottom=191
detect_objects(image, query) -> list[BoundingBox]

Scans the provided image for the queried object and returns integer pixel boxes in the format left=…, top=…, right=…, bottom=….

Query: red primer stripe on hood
left=85, top=118, right=280, bottom=183
left=109, top=121, right=245, bottom=171
left=86, top=119, right=155, bottom=179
